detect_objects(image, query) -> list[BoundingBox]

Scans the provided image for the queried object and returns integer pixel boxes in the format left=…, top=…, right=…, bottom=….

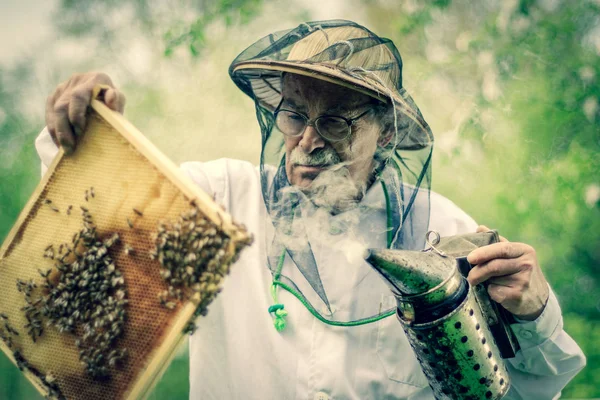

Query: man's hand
left=467, top=225, right=550, bottom=321
left=45, top=72, right=126, bottom=154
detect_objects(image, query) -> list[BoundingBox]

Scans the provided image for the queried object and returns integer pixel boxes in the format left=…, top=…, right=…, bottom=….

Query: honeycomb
left=0, top=101, right=251, bottom=399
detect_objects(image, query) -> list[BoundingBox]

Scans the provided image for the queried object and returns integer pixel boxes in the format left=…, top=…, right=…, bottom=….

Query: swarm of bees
left=0, top=313, right=20, bottom=353
left=152, top=205, right=253, bottom=334
left=1, top=187, right=253, bottom=400
left=15, top=191, right=129, bottom=381
left=0, top=314, right=64, bottom=399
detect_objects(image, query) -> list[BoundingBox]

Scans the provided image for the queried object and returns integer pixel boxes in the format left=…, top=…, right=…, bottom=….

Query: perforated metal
left=403, top=291, right=510, bottom=400
left=0, top=110, right=250, bottom=399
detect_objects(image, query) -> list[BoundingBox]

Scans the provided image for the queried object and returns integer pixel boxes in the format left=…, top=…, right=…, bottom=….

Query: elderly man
left=37, top=20, right=584, bottom=400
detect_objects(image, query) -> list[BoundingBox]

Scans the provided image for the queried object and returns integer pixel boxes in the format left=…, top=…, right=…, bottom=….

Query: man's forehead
left=281, top=74, right=371, bottom=112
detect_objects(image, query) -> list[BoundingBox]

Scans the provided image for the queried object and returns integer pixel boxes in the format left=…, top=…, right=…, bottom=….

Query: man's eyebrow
left=281, top=98, right=306, bottom=111
left=324, top=101, right=374, bottom=115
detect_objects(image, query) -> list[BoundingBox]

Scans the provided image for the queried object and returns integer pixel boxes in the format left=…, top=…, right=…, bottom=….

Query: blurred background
left=0, top=0, right=598, bottom=398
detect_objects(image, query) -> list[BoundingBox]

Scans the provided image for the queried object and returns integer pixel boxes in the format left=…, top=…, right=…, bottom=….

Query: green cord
left=272, top=280, right=395, bottom=327
left=268, top=180, right=396, bottom=331
left=268, top=251, right=289, bottom=331
left=380, top=180, right=393, bottom=248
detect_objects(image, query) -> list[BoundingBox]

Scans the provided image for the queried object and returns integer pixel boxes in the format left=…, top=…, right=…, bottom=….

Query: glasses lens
left=275, top=110, right=305, bottom=136
left=316, top=116, right=350, bottom=141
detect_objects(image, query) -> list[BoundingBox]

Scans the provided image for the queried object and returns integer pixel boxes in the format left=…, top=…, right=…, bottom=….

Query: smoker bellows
left=365, top=237, right=518, bottom=400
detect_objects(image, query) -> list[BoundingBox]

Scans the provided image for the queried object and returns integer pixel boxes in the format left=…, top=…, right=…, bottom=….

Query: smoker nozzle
left=364, top=248, right=456, bottom=295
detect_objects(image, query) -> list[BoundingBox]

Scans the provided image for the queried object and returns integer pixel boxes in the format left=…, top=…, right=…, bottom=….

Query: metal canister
left=365, top=250, right=511, bottom=400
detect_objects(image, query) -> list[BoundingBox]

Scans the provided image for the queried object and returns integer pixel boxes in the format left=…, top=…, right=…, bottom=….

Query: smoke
left=288, top=145, right=340, bottom=166
left=273, top=143, right=388, bottom=260
left=303, top=164, right=366, bottom=212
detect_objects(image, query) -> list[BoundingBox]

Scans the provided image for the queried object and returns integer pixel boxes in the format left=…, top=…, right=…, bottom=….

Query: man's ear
left=377, top=130, right=394, bottom=147
left=376, top=102, right=395, bottom=148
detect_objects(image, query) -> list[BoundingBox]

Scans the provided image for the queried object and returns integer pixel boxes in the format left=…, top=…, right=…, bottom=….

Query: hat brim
left=232, top=60, right=393, bottom=104
left=232, top=60, right=430, bottom=137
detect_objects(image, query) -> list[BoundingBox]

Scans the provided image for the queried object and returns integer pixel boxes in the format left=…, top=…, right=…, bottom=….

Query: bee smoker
left=365, top=231, right=520, bottom=400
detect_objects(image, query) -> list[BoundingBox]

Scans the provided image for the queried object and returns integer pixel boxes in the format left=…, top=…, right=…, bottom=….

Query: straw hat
left=229, top=20, right=432, bottom=149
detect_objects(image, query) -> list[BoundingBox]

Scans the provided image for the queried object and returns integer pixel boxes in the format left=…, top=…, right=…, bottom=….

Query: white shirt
left=35, top=130, right=586, bottom=400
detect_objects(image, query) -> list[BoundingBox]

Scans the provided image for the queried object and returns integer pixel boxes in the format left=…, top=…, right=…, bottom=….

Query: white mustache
left=289, top=146, right=341, bottom=166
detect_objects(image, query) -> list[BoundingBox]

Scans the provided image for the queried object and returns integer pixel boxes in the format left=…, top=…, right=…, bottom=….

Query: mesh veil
left=229, top=20, right=433, bottom=324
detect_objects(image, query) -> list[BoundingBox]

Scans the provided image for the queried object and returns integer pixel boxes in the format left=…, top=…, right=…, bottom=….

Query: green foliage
left=164, top=0, right=263, bottom=57
left=385, top=0, right=599, bottom=396
left=0, top=0, right=598, bottom=398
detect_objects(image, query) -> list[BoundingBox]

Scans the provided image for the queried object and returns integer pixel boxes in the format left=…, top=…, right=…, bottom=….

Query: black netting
left=229, top=20, right=433, bottom=323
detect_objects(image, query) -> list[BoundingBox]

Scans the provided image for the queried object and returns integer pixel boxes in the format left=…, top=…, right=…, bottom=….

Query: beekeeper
left=36, top=20, right=585, bottom=400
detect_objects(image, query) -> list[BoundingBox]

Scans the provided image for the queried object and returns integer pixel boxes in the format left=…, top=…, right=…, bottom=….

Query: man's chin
left=298, top=169, right=366, bottom=213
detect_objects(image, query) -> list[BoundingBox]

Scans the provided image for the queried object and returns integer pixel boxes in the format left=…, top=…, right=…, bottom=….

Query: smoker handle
left=456, top=257, right=521, bottom=359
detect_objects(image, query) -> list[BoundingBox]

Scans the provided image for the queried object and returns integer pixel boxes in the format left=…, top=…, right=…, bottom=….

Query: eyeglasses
left=274, top=107, right=375, bottom=142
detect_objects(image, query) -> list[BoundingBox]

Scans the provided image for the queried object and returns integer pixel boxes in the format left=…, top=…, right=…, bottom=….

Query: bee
left=159, top=269, right=171, bottom=279
left=45, top=373, right=56, bottom=385
left=66, top=205, right=73, bottom=215
left=104, top=233, right=120, bottom=248
left=126, top=218, right=133, bottom=229
left=183, top=322, right=198, bottom=335
left=38, top=269, right=51, bottom=278
left=124, top=245, right=135, bottom=256
left=84, top=190, right=89, bottom=202
left=5, top=323, right=19, bottom=336
left=0, top=313, right=8, bottom=320
left=13, top=350, right=28, bottom=371
left=90, top=187, right=95, bottom=198
left=133, top=208, right=143, bottom=216
left=44, top=248, right=55, bottom=259
left=46, top=203, right=59, bottom=212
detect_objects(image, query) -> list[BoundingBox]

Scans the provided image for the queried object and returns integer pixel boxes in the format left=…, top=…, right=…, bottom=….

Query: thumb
left=476, top=225, right=490, bottom=233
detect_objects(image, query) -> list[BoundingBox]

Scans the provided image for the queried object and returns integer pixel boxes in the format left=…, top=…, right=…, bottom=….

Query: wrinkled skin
left=45, top=72, right=125, bottom=153
left=467, top=225, right=549, bottom=320
left=45, top=72, right=550, bottom=319
left=280, top=73, right=384, bottom=190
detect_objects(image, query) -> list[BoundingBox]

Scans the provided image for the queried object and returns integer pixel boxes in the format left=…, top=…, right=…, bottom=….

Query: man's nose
left=298, top=124, right=325, bottom=153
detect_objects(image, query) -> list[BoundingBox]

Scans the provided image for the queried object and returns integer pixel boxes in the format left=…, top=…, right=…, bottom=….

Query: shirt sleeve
left=428, top=193, right=586, bottom=399
left=35, top=127, right=59, bottom=176
left=503, top=287, right=586, bottom=399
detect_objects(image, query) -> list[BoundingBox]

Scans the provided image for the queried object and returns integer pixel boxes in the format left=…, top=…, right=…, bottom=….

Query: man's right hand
left=45, top=72, right=126, bottom=153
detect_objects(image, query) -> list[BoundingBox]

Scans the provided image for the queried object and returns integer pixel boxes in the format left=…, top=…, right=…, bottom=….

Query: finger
left=104, top=88, right=126, bottom=114
left=467, top=242, right=526, bottom=265
left=45, top=94, right=59, bottom=146
left=476, top=225, right=490, bottom=233
left=467, top=257, right=523, bottom=286
left=487, top=271, right=533, bottom=294
left=54, top=112, right=76, bottom=153
left=476, top=224, right=508, bottom=242
left=68, top=88, right=92, bottom=137
left=487, top=284, right=523, bottom=307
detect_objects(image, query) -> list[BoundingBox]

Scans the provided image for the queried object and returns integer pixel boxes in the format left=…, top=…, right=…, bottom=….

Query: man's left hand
left=467, top=225, right=550, bottom=321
